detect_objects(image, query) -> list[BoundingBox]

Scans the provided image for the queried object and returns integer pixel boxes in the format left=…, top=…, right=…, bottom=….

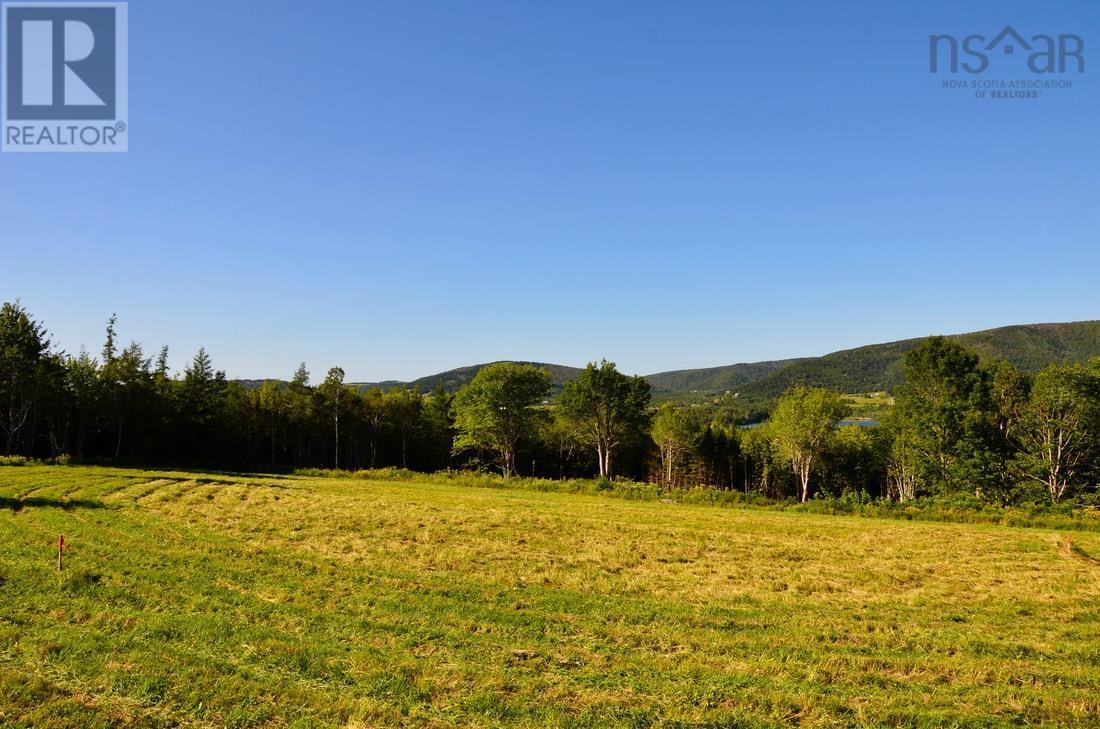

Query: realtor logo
left=2, top=2, right=127, bottom=152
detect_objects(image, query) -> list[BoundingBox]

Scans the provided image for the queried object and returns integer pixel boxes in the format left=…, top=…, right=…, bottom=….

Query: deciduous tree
left=0, top=302, right=52, bottom=455
left=1015, top=362, right=1099, bottom=504
left=452, top=363, right=550, bottom=477
left=651, top=403, right=697, bottom=486
left=893, top=337, right=992, bottom=495
left=769, top=386, right=849, bottom=502
left=319, top=367, right=347, bottom=469
left=558, top=360, right=651, bottom=480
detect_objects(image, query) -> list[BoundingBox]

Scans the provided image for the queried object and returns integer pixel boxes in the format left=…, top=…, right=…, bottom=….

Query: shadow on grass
left=0, top=496, right=107, bottom=513
left=8, top=460, right=298, bottom=484
left=141, top=467, right=295, bottom=482
left=95, top=464, right=294, bottom=487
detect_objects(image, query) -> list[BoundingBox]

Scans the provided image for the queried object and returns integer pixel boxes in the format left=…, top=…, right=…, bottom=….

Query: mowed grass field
left=1, top=466, right=1098, bottom=728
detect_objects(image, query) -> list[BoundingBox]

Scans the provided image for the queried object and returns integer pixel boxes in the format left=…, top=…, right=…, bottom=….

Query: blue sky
left=2, top=0, right=1098, bottom=381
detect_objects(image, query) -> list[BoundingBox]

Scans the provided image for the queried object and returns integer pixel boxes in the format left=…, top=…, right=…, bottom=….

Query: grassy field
left=1, top=466, right=1099, bottom=728
left=842, top=392, right=894, bottom=421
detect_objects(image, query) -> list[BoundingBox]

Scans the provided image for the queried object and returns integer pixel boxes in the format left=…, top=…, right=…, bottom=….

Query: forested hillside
left=341, top=321, right=1100, bottom=401
left=644, top=359, right=807, bottom=395
left=731, top=321, right=1100, bottom=401
left=389, top=362, right=581, bottom=395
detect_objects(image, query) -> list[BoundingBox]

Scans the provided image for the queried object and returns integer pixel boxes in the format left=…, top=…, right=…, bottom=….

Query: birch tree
left=769, top=387, right=849, bottom=502
left=651, top=403, right=697, bottom=486
left=558, top=360, right=651, bottom=480
left=1015, top=362, right=1099, bottom=504
left=319, top=367, right=346, bottom=469
left=886, top=425, right=921, bottom=502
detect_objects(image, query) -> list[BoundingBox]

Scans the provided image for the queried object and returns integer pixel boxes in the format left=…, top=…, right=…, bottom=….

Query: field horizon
left=2, top=464, right=1098, bottom=727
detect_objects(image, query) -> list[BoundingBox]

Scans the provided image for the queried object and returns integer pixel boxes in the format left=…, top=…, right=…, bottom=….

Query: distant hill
left=645, top=359, right=809, bottom=395
left=733, top=321, right=1100, bottom=402
left=361, top=362, right=583, bottom=395
left=237, top=321, right=1100, bottom=401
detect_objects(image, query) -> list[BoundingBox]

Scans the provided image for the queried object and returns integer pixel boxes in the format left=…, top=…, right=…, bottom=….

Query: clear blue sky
left=3, top=0, right=1098, bottom=381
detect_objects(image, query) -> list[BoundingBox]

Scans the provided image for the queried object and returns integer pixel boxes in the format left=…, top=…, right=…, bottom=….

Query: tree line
left=2, top=301, right=1098, bottom=506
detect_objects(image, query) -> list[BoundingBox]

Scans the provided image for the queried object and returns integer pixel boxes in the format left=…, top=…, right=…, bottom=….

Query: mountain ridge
left=730, top=320, right=1100, bottom=402
left=237, top=320, right=1100, bottom=400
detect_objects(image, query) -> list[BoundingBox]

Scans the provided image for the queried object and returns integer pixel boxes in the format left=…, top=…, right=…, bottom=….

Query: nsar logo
left=930, top=25, right=1084, bottom=75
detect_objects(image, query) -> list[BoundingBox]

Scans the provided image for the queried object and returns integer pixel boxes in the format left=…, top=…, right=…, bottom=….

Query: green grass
left=296, top=468, right=1100, bottom=534
left=842, top=392, right=894, bottom=420
left=1, top=465, right=1099, bottom=727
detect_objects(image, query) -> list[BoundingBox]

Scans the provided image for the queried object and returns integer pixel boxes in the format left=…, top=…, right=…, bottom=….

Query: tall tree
left=651, top=403, right=697, bottom=486
left=257, top=380, right=289, bottom=465
left=892, top=337, right=993, bottom=495
left=710, top=428, right=742, bottom=490
left=543, top=411, right=585, bottom=479
left=288, top=363, right=312, bottom=465
left=179, top=348, right=229, bottom=463
left=1014, top=362, right=1099, bottom=504
left=769, top=386, right=849, bottom=502
left=182, top=348, right=219, bottom=422
left=420, top=384, right=456, bottom=471
left=883, top=413, right=920, bottom=502
left=319, top=367, right=346, bottom=469
left=101, top=313, right=118, bottom=364
left=66, top=349, right=101, bottom=460
left=982, top=360, right=1031, bottom=505
left=558, top=360, right=651, bottom=479
left=154, top=346, right=170, bottom=379
left=0, top=302, right=53, bottom=455
left=741, top=424, right=778, bottom=497
left=386, top=389, right=423, bottom=469
left=359, top=388, right=387, bottom=469
left=105, top=342, right=153, bottom=459
left=452, top=363, right=551, bottom=477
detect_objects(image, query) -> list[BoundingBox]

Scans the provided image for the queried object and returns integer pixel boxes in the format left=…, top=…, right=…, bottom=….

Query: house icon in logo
left=985, top=26, right=1032, bottom=56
